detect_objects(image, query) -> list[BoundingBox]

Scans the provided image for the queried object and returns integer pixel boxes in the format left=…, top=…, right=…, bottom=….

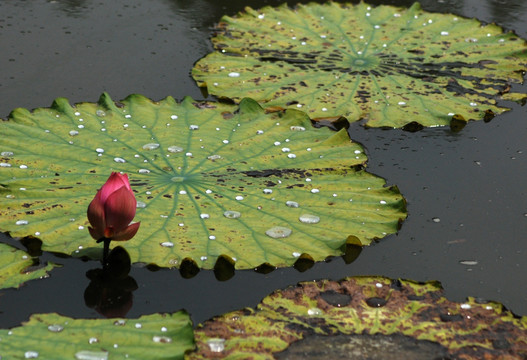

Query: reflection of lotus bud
left=87, top=172, right=140, bottom=241
left=84, top=246, right=137, bottom=318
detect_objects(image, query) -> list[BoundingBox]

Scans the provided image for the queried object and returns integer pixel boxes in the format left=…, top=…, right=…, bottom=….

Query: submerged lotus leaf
left=192, top=2, right=527, bottom=128
left=188, top=276, right=527, bottom=359
left=0, top=311, right=194, bottom=359
left=0, top=243, right=57, bottom=289
left=0, top=93, right=406, bottom=270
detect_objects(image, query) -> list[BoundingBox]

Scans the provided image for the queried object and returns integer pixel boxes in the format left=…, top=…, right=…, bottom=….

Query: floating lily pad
left=192, top=2, right=527, bottom=128
left=0, top=94, right=406, bottom=270
left=0, top=243, right=57, bottom=289
left=188, top=276, right=527, bottom=359
left=0, top=311, right=194, bottom=359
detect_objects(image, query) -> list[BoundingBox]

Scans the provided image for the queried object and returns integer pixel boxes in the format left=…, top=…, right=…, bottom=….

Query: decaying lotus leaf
left=188, top=276, right=527, bottom=359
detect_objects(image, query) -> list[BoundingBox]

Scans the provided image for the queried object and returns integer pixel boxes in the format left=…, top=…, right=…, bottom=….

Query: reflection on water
left=84, top=246, right=138, bottom=318
left=485, top=0, right=527, bottom=25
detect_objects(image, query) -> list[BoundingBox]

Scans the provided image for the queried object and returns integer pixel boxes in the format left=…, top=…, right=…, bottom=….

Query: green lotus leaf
left=0, top=243, right=57, bottom=289
left=192, top=2, right=527, bottom=128
left=0, top=93, right=406, bottom=270
left=188, top=276, right=527, bottom=359
left=0, top=311, right=194, bottom=359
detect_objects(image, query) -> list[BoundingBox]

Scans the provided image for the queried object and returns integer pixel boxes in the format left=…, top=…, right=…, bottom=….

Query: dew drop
left=380, top=200, right=387, bottom=204
left=235, top=195, right=244, bottom=201
left=440, top=31, right=449, bottom=36
left=170, top=115, right=178, bottom=120
left=256, top=130, right=264, bottom=134
left=185, top=152, right=193, bottom=157
left=1, top=151, right=14, bottom=157
left=207, top=154, right=222, bottom=160
left=0, top=163, right=11, bottom=167
left=24, top=351, right=39, bottom=358
left=138, top=169, right=150, bottom=174
left=432, top=217, right=440, bottom=223
left=281, top=147, right=290, bottom=153
left=299, top=214, right=320, bottom=224
left=265, top=226, right=292, bottom=238
left=89, top=337, right=99, bottom=344
left=307, top=308, right=322, bottom=316
left=292, top=252, right=301, bottom=257
left=78, top=124, right=85, bottom=129
left=47, top=324, right=64, bottom=332
left=96, top=110, right=106, bottom=117
left=222, top=140, right=229, bottom=144
left=286, top=200, right=299, bottom=208
left=135, top=323, right=142, bottom=329
left=274, top=141, right=281, bottom=146
left=287, top=154, right=297, bottom=159
left=205, top=189, right=212, bottom=194
left=74, top=111, right=81, bottom=116
left=290, top=126, right=305, bottom=131
left=263, top=189, right=273, bottom=194
left=95, top=148, right=104, bottom=153
left=209, top=235, right=216, bottom=240
left=113, top=157, right=126, bottom=163
left=16, top=220, right=28, bottom=225
left=223, top=210, right=241, bottom=219
left=200, top=213, right=210, bottom=219
left=152, top=335, right=172, bottom=343
left=114, top=319, right=126, bottom=326
left=228, top=72, right=240, bottom=77
left=69, top=130, right=79, bottom=136
left=311, top=189, right=320, bottom=193
left=75, top=350, right=108, bottom=360
left=160, top=242, right=174, bottom=248
left=207, top=338, right=225, bottom=352
left=142, top=143, right=160, bottom=150
left=136, top=201, right=146, bottom=208
left=460, top=303, right=471, bottom=309
left=189, top=125, right=199, bottom=130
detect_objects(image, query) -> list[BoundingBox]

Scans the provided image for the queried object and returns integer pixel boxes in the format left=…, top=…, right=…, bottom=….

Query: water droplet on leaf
left=299, top=214, right=320, bottom=224
left=207, top=338, right=225, bottom=352
left=224, top=210, right=241, bottom=219
left=143, top=143, right=160, bottom=150
left=286, top=201, right=299, bottom=208
left=47, top=324, right=64, bottom=332
left=265, top=226, right=292, bottom=238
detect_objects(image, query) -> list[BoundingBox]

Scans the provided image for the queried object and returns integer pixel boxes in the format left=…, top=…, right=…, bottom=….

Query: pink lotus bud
left=87, top=172, right=140, bottom=241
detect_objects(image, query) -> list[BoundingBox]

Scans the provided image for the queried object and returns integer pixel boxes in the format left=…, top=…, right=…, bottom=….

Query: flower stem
left=98, top=237, right=111, bottom=270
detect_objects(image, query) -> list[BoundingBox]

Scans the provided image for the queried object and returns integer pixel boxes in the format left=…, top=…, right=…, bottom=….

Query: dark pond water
left=0, top=0, right=526, bottom=329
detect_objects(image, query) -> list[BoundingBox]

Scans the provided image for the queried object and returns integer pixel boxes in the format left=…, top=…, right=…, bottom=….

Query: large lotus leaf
left=192, top=2, right=527, bottom=128
left=188, top=276, right=527, bottom=359
left=0, top=311, right=194, bottom=359
left=0, top=243, right=57, bottom=289
left=0, top=93, right=406, bottom=270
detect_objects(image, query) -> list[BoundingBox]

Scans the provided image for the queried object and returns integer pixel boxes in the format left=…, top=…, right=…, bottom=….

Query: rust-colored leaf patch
left=187, top=276, right=527, bottom=359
